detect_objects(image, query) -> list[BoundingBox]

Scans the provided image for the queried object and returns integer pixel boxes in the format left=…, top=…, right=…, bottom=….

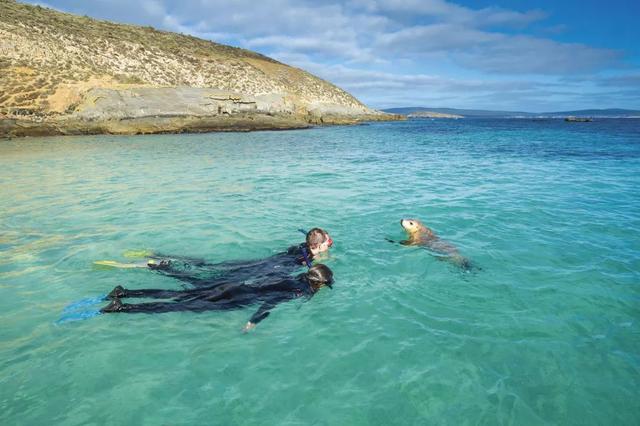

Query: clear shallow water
left=1, top=119, right=639, bottom=425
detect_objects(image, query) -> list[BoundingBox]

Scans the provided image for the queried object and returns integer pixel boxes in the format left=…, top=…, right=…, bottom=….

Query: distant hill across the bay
left=543, top=108, right=640, bottom=117
left=383, top=107, right=640, bottom=118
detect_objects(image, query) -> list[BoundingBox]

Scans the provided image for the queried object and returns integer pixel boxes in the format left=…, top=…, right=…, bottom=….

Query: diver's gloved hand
left=242, top=321, right=257, bottom=333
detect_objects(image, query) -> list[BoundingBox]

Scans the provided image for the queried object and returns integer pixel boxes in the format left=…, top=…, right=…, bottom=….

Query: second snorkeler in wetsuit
left=147, top=227, right=333, bottom=287
left=101, top=264, right=334, bottom=332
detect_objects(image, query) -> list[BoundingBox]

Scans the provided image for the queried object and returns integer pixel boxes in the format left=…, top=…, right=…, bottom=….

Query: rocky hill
left=0, top=0, right=400, bottom=137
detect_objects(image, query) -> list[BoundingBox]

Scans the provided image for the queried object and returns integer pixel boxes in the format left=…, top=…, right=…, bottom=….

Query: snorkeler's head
left=306, top=264, right=334, bottom=291
left=306, top=228, right=333, bottom=254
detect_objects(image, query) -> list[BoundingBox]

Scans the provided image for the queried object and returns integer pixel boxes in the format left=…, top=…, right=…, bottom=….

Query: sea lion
left=398, top=218, right=473, bottom=270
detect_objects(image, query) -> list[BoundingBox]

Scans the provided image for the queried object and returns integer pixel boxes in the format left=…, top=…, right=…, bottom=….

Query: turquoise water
left=1, top=119, right=639, bottom=425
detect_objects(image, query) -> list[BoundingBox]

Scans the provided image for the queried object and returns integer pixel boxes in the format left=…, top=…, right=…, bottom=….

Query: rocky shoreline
left=0, top=112, right=401, bottom=138
left=0, top=87, right=402, bottom=138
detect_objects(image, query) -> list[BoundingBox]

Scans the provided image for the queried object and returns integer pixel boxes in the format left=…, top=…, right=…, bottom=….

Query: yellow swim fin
left=93, top=260, right=149, bottom=269
left=122, top=249, right=155, bottom=258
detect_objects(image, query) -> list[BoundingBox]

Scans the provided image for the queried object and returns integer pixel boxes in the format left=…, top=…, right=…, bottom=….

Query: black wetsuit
left=101, top=274, right=316, bottom=325
left=148, top=244, right=312, bottom=288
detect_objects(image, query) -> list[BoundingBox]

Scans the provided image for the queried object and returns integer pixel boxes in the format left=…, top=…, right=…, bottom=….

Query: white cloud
left=375, top=24, right=500, bottom=51
left=456, top=36, right=621, bottom=74
left=141, top=0, right=164, bottom=17
left=361, top=0, right=545, bottom=28
left=598, top=73, right=640, bottom=87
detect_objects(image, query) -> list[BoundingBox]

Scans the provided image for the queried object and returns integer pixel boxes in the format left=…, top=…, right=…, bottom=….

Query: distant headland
left=384, top=106, right=640, bottom=119
left=407, top=111, right=463, bottom=119
left=0, top=0, right=401, bottom=138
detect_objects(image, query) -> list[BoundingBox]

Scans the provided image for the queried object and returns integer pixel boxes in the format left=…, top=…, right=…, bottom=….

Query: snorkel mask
left=325, top=278, right=333, bottom=289
left=325, top=235, right=333, bottom=247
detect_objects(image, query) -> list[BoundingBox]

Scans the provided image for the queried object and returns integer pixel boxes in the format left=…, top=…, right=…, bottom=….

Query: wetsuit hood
left=302, top=264, right=334, bottom=290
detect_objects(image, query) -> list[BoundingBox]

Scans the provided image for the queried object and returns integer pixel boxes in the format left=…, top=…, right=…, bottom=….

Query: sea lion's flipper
left=450, top=255, right=481, bottom=272
left=464, top=259, right=482, bottom=272
left=424, top=251, right=479, bottom=272
left=432, top=253, right=449, bottom=261
left=385, top=237, right=413, bottom=246
left=459, top=257, right=473, bottom=271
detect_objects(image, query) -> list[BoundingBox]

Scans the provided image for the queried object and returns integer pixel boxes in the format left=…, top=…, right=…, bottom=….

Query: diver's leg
left=108, top=285, right=185, bottom=299
left=150, top=251, right=296, bottom=288
left=148, top=254, right=208, bottom=267
left=152, top=251, right=287, bottom=272
left=185, top=254, right=295, bottom=288
left=158, top=266, right=269, bottom=289
left=101, top=298, right=211, bottom=314
left=144, top=260, right=209, bottom=287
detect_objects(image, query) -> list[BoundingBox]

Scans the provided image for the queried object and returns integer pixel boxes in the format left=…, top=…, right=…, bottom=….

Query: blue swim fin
left=63, top=294, right=107, bottom=313
left=57, top=294, right=107, bottom=324
left=56, top=309, right=101, bottom=324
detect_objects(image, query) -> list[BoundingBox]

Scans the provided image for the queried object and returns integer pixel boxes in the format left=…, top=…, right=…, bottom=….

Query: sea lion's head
left=400, top=218, right=431, bottom=237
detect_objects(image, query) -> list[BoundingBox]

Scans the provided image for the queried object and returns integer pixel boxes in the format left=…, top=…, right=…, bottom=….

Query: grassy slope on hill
left=0, top=0, right=367, bottom=119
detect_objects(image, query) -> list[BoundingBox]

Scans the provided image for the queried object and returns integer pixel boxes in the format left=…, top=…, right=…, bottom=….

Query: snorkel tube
left=300, top=246, right=313, bottom=268
left=297, top=229, right=314, bottom=268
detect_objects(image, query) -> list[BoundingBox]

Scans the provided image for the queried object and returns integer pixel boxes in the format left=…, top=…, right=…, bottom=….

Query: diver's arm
left=242, top=301, right=277, bottom=332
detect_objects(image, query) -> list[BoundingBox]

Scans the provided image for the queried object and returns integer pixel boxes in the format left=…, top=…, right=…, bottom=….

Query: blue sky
left=25, top=0, right=640, bottom=111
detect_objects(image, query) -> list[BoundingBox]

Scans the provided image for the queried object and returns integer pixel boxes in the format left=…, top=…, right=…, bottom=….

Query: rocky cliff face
left=0, top=0, right=401, bottom=137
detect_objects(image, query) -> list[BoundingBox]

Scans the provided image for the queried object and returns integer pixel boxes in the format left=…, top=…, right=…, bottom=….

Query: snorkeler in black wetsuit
left=145, top=228, right=333, bottom=288
left=101, top=264, right=334, bottom=332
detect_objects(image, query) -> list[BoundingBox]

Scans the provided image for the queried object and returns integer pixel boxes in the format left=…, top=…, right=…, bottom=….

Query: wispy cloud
left=598, top=73, right=640, bottom=87
left=364, top=0, right=546, bottom=28
left=455, top=36, right=621, bottom=74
